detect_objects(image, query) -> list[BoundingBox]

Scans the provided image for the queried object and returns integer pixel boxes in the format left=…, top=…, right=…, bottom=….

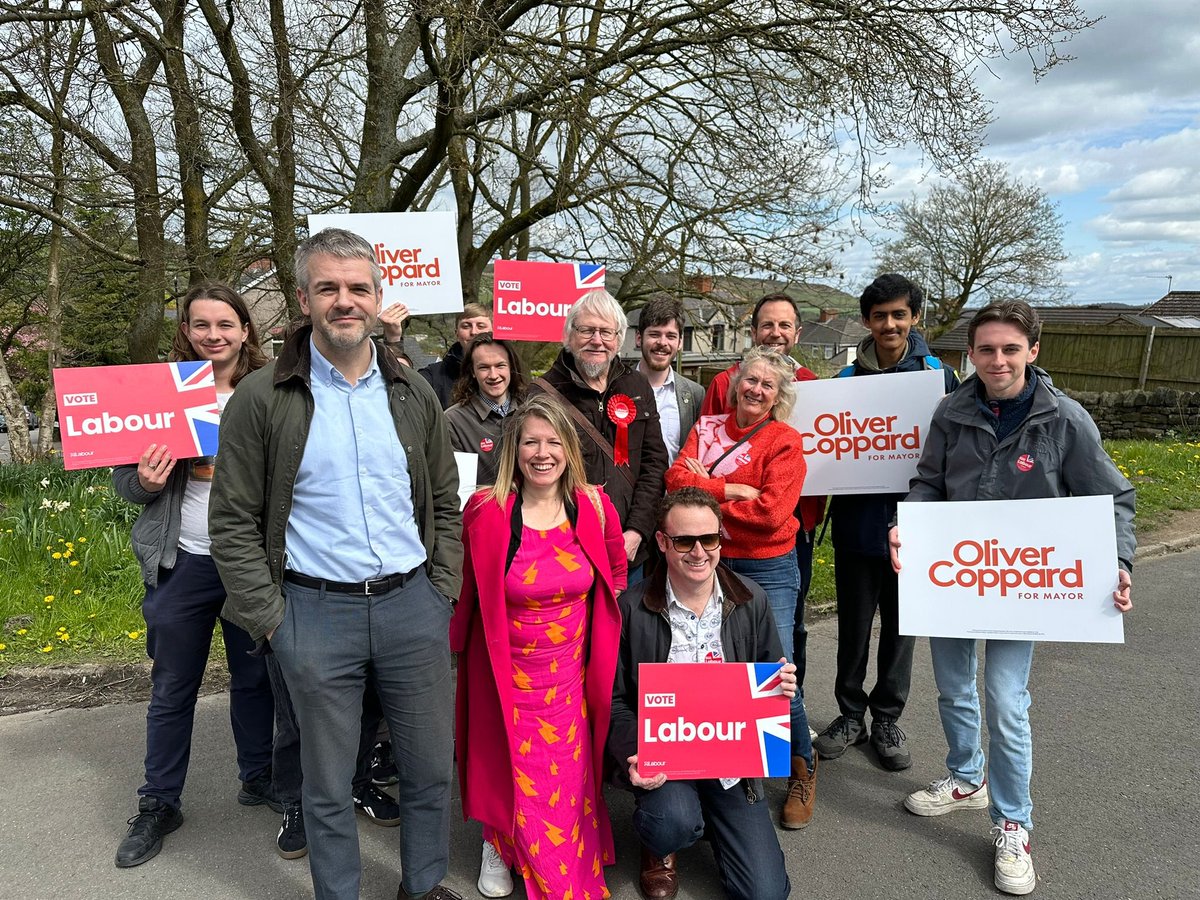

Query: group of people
left=112, top=226, right=1136, bottom=900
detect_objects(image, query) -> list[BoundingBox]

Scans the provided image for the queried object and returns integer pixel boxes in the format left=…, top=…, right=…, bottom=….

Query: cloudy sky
left=837, top=0, right=1200, bottom=307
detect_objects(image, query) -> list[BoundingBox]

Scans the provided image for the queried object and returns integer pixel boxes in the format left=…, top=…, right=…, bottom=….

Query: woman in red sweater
left=665, top=345, right=818, bottom=828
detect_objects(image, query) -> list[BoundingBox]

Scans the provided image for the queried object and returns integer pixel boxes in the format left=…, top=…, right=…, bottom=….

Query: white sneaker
left=991, top=820, right=1036, bottom=895
left=477, top=840, right=514, bottom=898
left=904, top=774, right=989, bottom=816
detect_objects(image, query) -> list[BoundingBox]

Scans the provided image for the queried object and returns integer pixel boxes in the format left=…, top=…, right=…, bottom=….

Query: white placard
left=306, top=211, right=464, bottom=315
left=454, top=452, right=478, bottom=511
left=788, top=368, right=945, bottom=495
left=897, top=496, right=1123, bottom=643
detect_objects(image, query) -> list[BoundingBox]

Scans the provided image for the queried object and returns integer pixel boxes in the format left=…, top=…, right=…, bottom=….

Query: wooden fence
left=1037, top=325, right=1200, bottom=393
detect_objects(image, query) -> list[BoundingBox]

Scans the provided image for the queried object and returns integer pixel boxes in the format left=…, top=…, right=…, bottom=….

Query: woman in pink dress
left=452, top=394, right=627, bottom=899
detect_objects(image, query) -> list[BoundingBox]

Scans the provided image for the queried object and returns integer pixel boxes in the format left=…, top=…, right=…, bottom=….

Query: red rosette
left=606, top=394, right=636, bottom=466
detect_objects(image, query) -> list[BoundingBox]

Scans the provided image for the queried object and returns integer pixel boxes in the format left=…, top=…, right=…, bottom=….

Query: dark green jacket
left=209, top=326, right=464, bottom=641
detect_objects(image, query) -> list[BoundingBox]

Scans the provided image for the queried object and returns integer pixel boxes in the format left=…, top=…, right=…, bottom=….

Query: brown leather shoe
left=781, top=751, right=818, bottom=829
left=639, top=845, right=678, bottom=899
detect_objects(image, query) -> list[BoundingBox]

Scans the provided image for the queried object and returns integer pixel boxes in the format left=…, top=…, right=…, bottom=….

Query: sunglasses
left=662, top=533, right=721, bottom=553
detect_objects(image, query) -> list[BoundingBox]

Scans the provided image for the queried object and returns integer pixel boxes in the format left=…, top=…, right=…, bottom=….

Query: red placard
left=492, top=259, right=606, bottom=342
left=637, top=662, right=791, bottom=780
left=52, top=362, right=220, bottom=470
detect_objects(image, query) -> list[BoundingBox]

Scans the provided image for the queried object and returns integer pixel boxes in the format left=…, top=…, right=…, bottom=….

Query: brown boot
left=781, top=752, right=817, bottom=829
left=639, top=845, right=678, bottom=899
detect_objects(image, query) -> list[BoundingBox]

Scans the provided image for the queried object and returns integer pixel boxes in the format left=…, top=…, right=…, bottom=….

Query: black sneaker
left=371, top=740, right=400, bottom=787
left=397, top=885, right=464, bottom=900
left=354, top=784, right=402, bottom=826
left=870, top=718, right=912, bottom=771
left=812, top=715, right=867, bottom=759
left=115, top=796, right=183, bottom=868
left=276, top=802, right=308, bottom=860
left=238, top=771, right=284, bottom=813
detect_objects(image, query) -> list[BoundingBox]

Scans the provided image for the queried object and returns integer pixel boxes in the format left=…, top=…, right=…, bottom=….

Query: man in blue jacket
left=814, top=274, right=958, bottom=771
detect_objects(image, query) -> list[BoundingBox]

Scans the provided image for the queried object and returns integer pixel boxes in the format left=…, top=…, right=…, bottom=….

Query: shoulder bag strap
left=533, top=377, right=636, bottom=490
left=705, top=417, right=772, bottom=476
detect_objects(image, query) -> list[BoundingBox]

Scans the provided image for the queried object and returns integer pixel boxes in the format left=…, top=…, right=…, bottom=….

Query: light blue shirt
left=285, top=339, right=427, bottom=581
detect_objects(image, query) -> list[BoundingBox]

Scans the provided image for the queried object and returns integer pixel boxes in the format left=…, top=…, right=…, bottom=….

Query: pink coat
left=450, top=486, right=627, bottom=859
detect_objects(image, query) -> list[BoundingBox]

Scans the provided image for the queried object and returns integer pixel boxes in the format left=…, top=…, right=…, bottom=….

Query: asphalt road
left=1, top=549, right=1197, bottom=900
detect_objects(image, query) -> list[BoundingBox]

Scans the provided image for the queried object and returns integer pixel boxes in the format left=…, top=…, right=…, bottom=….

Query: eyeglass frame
left=659, top=532, right=722, bottom=553
left=570, top=323, right=621, bottom=343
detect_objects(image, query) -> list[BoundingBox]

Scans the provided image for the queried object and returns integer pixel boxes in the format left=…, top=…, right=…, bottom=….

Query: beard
left=577, top=354, right=612, bottom=381
left=312, top=313, right=371, bottom=352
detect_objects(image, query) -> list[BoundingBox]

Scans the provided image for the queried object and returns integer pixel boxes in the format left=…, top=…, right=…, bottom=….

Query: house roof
left=927, top=303, right=1150, bottom=351
left=1143, top=291, right=1200, bottom=317
left=797, top=318, right=868, bottom=347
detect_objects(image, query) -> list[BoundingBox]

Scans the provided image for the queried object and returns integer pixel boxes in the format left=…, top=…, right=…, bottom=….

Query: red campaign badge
left=479, top=437, right=494, bottom=453
left=704, top=651, right=723, bottom=663
left=735, top=449, right=752, bottom=467
left=1016, top=453, right=1036, bottom=472
left=607, top=394, right=635, bottom=466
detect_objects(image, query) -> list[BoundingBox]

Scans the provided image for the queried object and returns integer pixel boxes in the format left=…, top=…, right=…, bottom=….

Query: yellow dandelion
left=69, top=560, right=79, bottom=567
left=59, top=633, right=70, bottom=642
left=16, top=628, right=27, bottom=635
left=52, top=552, right=63, bottom=559
left=0, top=643, right=6, bottom=651
left=40, top=645, right=53, bottom=653
left=78, top=537, right=86, bottom=543
left=57, top=627, right=66, bottom=633
left=44, top=595, right=54, bottom=603
left=1137, top=469, right=1145, bottom=475
left=87, top=613, right=95, bottom=618
left=128, top=630, right=141, bottom=640
left=73, top=589, right=82, bottom=596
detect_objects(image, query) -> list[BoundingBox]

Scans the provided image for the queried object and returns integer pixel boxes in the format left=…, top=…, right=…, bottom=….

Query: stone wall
left=1067, top=387, right=1200, bottom=440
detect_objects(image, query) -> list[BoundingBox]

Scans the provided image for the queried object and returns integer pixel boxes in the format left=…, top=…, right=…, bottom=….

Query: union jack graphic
left=574, top=264, right=606, bottom=291
left=170, top=360, right=216, bottom=392
left=748, top=663, right=792, bottom=777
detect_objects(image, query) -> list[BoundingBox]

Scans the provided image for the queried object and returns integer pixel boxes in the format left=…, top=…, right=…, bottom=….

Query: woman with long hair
left=451, top=394, right=627, bottom=898
left=444, top=334, right=526, bottom=486
left=111, top=283, right=275, bottom=868
left=666, top=344, right=819, bottom=830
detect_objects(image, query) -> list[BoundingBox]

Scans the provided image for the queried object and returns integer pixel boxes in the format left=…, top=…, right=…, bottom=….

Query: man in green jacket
left=210, top=227, right=463, bottom=900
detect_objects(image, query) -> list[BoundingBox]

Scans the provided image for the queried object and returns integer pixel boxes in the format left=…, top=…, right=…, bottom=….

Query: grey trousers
left=271, top=569, right=454, bottom=900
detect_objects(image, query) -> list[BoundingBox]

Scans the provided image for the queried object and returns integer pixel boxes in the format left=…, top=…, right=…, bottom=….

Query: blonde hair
left=484, top=394, right=593, bottom=506
left=727, top=346, right=798, bottom=422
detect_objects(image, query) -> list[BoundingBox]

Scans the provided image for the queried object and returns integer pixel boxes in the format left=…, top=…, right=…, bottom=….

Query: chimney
left=818, top=308, right=838, bottom=322
left=688, top=273, right=714, bottom=294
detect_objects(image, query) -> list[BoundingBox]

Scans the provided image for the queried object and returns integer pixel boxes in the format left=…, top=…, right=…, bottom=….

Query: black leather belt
left=283, top=569, right=415, bottom=596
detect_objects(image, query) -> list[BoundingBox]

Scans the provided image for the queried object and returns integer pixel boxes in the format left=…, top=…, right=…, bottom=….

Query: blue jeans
left=270, top=570, right=454, bottom=900
left=724, top=550, right=813, bottom=766
left=140, top=550, right=273, bottom=809
left=633, top=780, right=790, bottom=900
left=929, top=638, right=1035, bottom=831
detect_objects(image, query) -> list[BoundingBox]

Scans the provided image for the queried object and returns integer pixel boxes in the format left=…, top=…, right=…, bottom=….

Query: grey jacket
left=444, top=394, right=507, bottom=487
left=675, top=371, right=705, bottom=448
left=112, top=463, right=189, bottom=587
left=906, top=366, right=1136, bottom=570
left=209, top=326, right=464, bottom=641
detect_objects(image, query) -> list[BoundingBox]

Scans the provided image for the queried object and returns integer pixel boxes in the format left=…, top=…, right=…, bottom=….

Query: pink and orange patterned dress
left=483, top=520, right=610, bottom=900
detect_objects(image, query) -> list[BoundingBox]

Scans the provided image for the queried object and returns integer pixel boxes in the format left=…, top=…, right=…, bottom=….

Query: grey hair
left=295, top=227, right=382, bottom=294
left=562, top=289, right=628, bottom=348
left=727, top=345, right=798, bottom=422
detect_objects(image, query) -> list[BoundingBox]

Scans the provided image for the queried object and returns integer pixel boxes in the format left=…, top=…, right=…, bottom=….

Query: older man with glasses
left=528, top=289, right=667, bottom=581
left=608, top=488, right=795, bottom=900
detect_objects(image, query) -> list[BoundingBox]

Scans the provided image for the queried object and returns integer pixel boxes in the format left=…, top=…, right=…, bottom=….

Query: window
left=712, top=323, right=725, bottom=352
left=683, top=326, right=694, bottom=352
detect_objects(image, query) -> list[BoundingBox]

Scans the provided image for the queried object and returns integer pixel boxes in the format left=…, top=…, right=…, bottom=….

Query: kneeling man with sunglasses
left=608, top=487, right=795, bottom=900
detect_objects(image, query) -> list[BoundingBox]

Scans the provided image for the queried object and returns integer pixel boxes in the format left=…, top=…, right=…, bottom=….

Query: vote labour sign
left=787, top=368, right=945, bottom=495
left=492, top=259, right=606, bottom=342
left=637, top=662, right=791, bottom=780
left=306, top=211, right=464, bottom=315
left=897, top=495, right=1124, bottom=643
left=53, top=362, right=220, bottom=471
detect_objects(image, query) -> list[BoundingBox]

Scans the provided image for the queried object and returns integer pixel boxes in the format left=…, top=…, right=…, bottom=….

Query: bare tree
left=877, top=161, right=1068, bottom=339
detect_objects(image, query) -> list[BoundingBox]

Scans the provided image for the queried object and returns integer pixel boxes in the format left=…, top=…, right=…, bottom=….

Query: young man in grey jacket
left=889, top=300, right=1135, bottom=896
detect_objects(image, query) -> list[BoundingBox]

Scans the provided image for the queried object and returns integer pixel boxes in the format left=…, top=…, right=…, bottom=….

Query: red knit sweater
left=699, top=361, right=825, bottom=531
left=665, top=413, right=807, bottom=559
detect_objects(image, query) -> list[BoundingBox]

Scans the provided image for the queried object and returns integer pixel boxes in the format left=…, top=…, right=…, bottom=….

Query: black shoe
left=812, top=715, right=867, bottom=759
left=238, top=771, right=284, bottom=813
left=870, top=718, right=912, bottom=771
left=114, top=796, right=183, bottom=868
left=276, top=802, right=308, bottom=860
left=354, top=783, right=402, bottom=826
left=371, top=740, right=400, bottom=787
left=397, top=885, right=464, bottom=900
